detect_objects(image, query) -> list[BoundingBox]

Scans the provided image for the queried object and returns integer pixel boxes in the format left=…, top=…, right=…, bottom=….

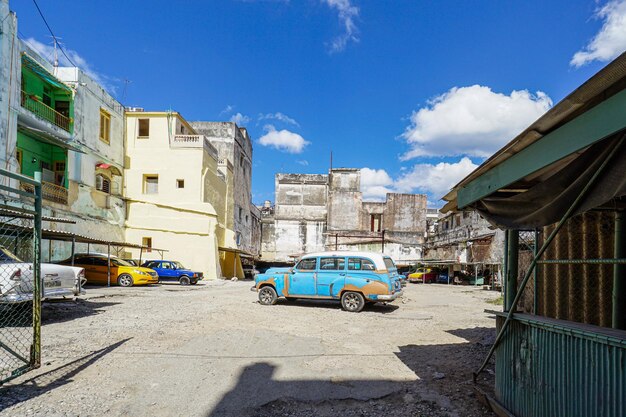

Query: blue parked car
left=252, top=251, right=403, bottom=312
left=142, top=260, right=203, bottom=285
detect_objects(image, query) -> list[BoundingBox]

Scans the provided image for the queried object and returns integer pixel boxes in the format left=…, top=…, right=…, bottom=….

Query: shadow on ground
left=0, top=338, right=130, bottom=412
left=42, top=299, right=121, bottom=324
left=206, top=327, right=496, bottom=417
left=273, top=298, right=400, bottom=314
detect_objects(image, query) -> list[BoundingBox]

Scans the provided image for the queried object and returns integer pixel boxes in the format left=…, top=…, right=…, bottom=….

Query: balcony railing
left=21, top=91, right=72, bottom=132
left=21, top=180, right=68, bottom=205
left=172, top=135, right=219, bottom=159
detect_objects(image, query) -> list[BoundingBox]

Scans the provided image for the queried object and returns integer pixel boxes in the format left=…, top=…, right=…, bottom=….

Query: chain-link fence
left=0, top=169, right=42, bottom=385
left=516, top=211, right=616, bottom=327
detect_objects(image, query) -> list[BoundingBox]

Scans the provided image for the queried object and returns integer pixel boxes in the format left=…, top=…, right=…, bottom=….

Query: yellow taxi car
left=408, top=267, right=438, bottom=283
left=59, top=253, right=158, bottom=287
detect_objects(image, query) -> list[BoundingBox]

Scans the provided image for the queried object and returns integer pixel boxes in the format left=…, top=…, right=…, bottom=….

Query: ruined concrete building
left=424, top=210, right=504, bottom=267
left=260, top=168, right=427, bottom=265
left=190, top=122, right=261, bottom=261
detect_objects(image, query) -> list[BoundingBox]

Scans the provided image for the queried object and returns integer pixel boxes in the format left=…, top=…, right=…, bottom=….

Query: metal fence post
left=32, top=171, right=42, bottom=368
left=505, top=230, right=519, bottom=311
left=613, top=210, right=626, bottom=329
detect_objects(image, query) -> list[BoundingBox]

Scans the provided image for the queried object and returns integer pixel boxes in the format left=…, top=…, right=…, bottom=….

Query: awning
left=218, top=246, right=255, bottom=258
left=18, top=125, right=85, bottom=154
left=444, top=51, right=626, bottom=229
left=21, top=53, right=72, bottom=93
left=96, top=163, right=122, bottom=176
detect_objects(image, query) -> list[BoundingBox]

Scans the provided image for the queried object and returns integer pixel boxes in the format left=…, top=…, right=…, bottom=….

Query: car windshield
left=0, top=246, right=23, bottom=263
left=383, top=257, right=397, bottom=271
left=173, top=262, right=186, bottom=269
left=111, top=258, right=134, bottom=267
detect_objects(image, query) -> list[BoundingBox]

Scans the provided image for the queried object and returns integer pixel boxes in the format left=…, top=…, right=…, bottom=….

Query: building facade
left=0, top=1, right=126, bottom=261
left=124, top=111, right=226, bottom=279
left=190, top=121, right=260, bottom=273
left=260, top=168, right=427, bottom=265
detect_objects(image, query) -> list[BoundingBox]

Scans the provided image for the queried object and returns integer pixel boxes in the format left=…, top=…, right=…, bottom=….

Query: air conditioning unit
left=125, top=107, right=144, bottom=112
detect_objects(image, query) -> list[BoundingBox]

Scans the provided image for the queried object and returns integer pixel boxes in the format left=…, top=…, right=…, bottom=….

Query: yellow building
left=124, top=110, right=238, bottom=279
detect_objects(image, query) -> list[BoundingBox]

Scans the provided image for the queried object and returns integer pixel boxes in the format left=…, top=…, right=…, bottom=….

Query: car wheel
left=118, top=274, right=134, bottom=287
left=258, top=286, right=278, bottom=305
left=179, top=275, right=191, bottom=286
left=341, top=291, right=365, bottom=313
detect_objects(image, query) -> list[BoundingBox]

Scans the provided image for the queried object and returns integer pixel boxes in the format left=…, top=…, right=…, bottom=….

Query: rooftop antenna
left=121, top=78, right=132, bottom=103
left=47, top=35, right=61, bottom=74
left=330, top=150, right=333, bottom=173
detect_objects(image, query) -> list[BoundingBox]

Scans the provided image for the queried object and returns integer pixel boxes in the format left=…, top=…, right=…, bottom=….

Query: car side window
left=348, top=258, right=375, bottom=271
left=319, top=257, right=345, bottom=270
left=92, top=257, right=108, bottom=267
left=295, top=258, right=317, bottom=271
left=162, top=262, right=171, bottom=269
left=145, top=261, right=159, bottom=269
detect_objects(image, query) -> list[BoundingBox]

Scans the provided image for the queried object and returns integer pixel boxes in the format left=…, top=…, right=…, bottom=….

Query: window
left=239, top=154, right=244, bottom=167
left=319, top=257, right=345, bottom=270
left=100, top=109, right=111, bottom=144
left=142, top=237, right=152, bottom=253
left=144, top=175, right=158, bottom=194
left=138, top=119, right=150, bottom=137
left=91, top=257, right=108, bottom=267
left=176, top=179, right=185, bottom=189
left=16, top=149, right=22, bottom=170
left=383, top=257, right=396, bottom=271
left=96, top=174, right=111, bottom=194
left=295, top=258, right=317, bottom=271
left=238, top=207, right=243, bottom=222
left=370, top=214, right=382, bottom=232
left=348, top=258, right=376, bottom=271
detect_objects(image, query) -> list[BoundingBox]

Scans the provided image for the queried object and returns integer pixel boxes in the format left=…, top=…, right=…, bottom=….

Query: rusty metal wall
left=495, top=314, right=626, bottom=417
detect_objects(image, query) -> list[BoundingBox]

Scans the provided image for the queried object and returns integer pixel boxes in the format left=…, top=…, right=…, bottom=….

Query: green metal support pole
left=32, top=171, right=42, bottom=369
left=503, top=232, right=509, bottom=297
left=613, top=211, right=626, bottom=329
left=505, top=230, right=519, bottom=311
left=533, top=229, right=539, bottom=315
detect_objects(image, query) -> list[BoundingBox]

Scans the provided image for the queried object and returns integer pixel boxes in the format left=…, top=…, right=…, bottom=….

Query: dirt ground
left=0, top=280, right=499, bottom=417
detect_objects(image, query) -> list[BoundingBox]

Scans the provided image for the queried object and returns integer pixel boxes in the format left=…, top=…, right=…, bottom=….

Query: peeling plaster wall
left=0, top=4, right=20, bottom=174
left=190, top=121, right=254, bottom=254
left=328, top=169, right=362, bottom=231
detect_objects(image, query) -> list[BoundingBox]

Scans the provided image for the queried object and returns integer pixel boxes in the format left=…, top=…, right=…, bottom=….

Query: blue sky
left=11, top=0, right=626, bottom=205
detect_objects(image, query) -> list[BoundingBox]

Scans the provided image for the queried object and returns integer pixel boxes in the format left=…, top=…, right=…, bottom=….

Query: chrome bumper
left=374, top=291, right=403, bottom=301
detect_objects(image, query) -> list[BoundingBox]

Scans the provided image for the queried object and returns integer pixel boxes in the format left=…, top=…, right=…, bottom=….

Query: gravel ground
left=0, top=281, right=499, bottom=417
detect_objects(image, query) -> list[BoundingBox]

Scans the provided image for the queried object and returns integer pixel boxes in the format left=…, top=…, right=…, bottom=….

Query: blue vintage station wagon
left=253, top=251, right=403, bottom=312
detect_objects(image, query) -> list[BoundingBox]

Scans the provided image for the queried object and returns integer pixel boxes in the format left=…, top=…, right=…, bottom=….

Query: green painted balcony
left=21, top=90, right=73, bottom=132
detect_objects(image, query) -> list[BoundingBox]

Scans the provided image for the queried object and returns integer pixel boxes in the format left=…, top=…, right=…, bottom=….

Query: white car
left=0, top=246, right=86, bottom=304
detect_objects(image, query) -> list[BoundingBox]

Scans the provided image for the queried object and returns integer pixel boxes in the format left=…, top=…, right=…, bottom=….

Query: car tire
left=341, top=291, right=365, bottom=313
left=179, top=275, right=191, bottom=286
left=118, top=274, right=134, bottom=287
left=258, top=286, right=278, bottom=305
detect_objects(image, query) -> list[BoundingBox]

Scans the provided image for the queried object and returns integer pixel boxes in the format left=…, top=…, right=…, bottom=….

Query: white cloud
left=230, top=112, right=251, bottom=125
left=258, top=124, right=310, bottom=153
left=571, top=0, right=626, bottom=67
left=401, top=85, right=552, bottom=160
left=360, top=158, right=478, bottom=203
left=395, top=158, right=479, bottom=201
left=360, top=168, right=394, bottom=200
left=24, top=37, right=118, bottom=94
left=258, top=112, right=300, bottom=127
left=322, top=0, right=359, bottom=53
left=219, top=104, right=235, bottom=116
left=296, top=159, right=309, bottom=166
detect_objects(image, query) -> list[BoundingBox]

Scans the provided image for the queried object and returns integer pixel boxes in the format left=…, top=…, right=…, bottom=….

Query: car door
left=316, top=257, right=345, bottom=297
left=288, top=257, right=317, bottom=296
